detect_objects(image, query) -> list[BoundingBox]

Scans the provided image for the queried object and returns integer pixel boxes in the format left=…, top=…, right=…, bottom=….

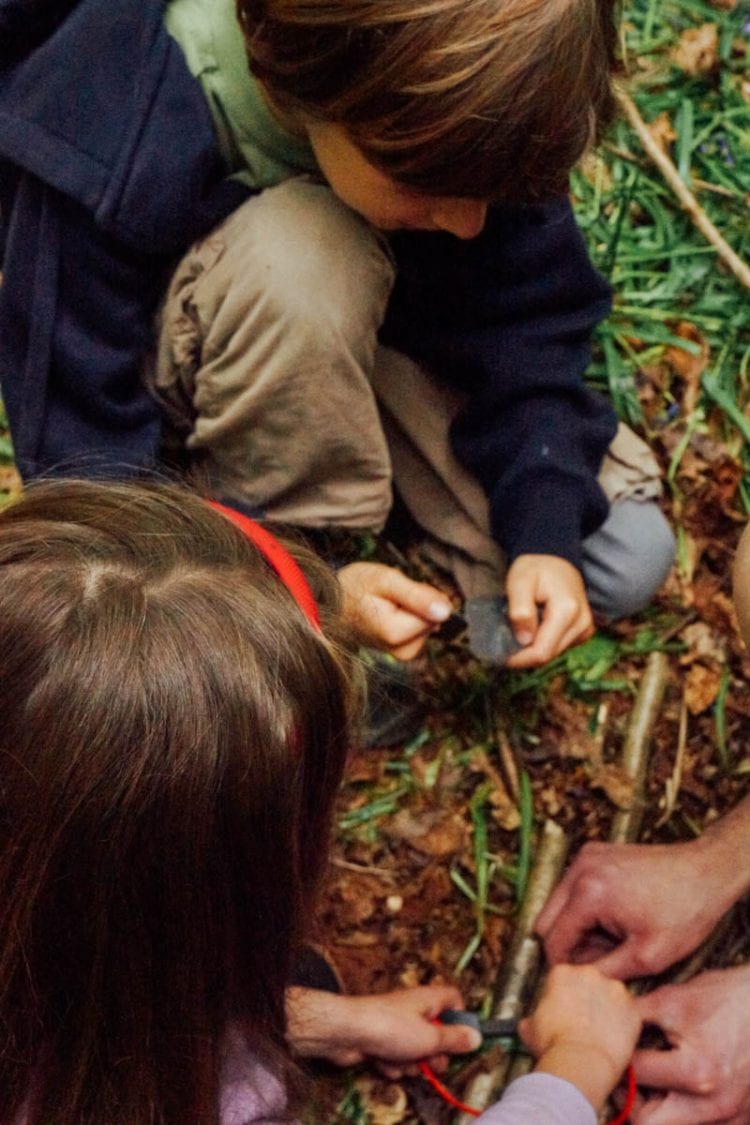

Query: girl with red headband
left=0, top=480, right=640, bottom=1123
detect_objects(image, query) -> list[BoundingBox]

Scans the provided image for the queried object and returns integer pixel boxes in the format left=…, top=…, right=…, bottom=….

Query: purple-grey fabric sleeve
left=476, top=1073, right=597, bottom=1125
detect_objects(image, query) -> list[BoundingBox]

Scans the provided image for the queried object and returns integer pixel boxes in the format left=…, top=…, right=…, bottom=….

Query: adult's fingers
left=534, top=880, right=571, bottom=941
left=633, top=1089, right=734, bottom=1124
left=584, top=936, right=644, bottom=979
left=536, top=896, right=604, bottom=965
left=633, top=1047, right=711, bottom=1096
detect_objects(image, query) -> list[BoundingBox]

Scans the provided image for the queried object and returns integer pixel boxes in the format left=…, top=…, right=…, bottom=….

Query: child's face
left=306, top=122, right=488, bottom=239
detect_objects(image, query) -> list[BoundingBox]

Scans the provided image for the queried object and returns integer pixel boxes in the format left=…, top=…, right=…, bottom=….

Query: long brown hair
left=0, top=480, right=355, bottom=1124
left=238, top=0, right=620, bottom=203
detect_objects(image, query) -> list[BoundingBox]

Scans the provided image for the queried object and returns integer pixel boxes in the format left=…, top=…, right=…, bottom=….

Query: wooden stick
left=495, top=727, right=521, bottom=804
left=616, top=88, right=750, bottom=293
left=610, top=650, right=670, bottom=843
left=656, top=689, right=688, bottom=828
left=455, top=820, right=569, bottom=1123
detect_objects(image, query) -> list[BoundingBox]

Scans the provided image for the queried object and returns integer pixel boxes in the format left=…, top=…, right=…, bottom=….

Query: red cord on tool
left=419, top=1061, right=637, bottom=1122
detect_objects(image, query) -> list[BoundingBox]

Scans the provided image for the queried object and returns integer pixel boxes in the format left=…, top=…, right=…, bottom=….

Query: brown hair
left=238, top=0, right=620, bottom=204
left=0, top=480, right=355, bottom=1124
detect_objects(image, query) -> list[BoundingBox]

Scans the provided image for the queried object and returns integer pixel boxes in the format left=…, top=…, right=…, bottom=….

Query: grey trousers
left=147, top=178, right=675, bottom=625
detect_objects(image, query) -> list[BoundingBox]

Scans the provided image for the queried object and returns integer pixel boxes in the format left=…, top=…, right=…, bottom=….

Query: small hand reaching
left=504, top=554, right=594, bottom=669
left=338, top=561, right=452, bottom=660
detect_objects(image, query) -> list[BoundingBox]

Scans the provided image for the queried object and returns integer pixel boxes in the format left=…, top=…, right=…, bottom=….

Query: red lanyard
left=419, top=1060, right=637, bottom=1122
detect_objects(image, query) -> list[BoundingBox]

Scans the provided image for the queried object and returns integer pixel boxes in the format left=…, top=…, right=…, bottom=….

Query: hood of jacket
left=0, top=0, right=244, bottom=254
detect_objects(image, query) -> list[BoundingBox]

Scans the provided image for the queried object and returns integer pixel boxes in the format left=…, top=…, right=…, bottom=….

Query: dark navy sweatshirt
left=0, top=0, right=617, bottom=571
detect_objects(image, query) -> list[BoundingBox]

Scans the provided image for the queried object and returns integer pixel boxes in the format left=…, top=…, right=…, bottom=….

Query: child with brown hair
left=0, top=0, right=674, bottom=674
left=0, top=479, right=641, bottom=1124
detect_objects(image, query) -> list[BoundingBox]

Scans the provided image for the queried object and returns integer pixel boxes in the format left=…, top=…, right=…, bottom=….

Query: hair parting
left=0, top=480, right=357, bottom=1124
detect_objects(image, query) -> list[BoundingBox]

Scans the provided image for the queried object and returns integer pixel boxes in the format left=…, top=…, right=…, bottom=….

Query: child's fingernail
left=515, top=630, right=534, bottom=646
left=465, top=1028, right=482, bottom=1051
left=429, top=601, right=452, bottom=622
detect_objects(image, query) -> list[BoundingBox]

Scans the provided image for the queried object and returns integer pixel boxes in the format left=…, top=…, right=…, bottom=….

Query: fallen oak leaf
left=588, top=762, right=636, bottom=810
left=385, top=807, right=470, bottom=858
left=672, top=23, right=719, bottom=75
left=664, top=321, right=710, bottom=416
left=646, top=110, right=677, bottom=154
left=684, top=662, right=724, bottom=715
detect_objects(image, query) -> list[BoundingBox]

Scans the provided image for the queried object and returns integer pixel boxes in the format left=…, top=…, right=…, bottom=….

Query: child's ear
left=732, top=522, right=750, bottom=647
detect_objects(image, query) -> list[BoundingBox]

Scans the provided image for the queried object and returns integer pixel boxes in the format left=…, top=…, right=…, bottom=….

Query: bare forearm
left=697, top=790, right=750, bottom=907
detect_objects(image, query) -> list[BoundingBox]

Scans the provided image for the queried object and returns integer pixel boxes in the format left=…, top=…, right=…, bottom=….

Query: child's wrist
left=534, top=1040, right=624, bottom=1113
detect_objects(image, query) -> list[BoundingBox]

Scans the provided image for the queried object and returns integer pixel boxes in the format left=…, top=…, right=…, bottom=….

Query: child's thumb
left=436, top=1022, right=482, bottom=1056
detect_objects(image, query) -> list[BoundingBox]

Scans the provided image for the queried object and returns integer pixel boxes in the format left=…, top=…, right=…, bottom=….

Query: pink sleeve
left=219, top=1026, right=295, bottom=1125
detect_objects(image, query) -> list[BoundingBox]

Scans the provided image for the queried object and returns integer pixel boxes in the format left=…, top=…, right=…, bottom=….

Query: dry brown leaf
left=385, top=807, right=469, bottom=858
left=355, top=1077, right=409, bottom=1125
left=665, top=322, right=710, bottom=416
left=469, top=748, right=520, bottom=830
left=708, top=0, right=737, bottom=9
left=684, top=662, right=723, bottom=715
left=672, top=23, right=719, bottom=75
left=542, top=693, right=605, bottom=764
left=679, top=621, right=727, bottom=666
left=589, top=763, right=636, bottom=809
left=333, top=875, right=381, bottom=926
left=538, top=786, right=563, bottom=816
left=344, top=751, right=386, bottom=784
left=647, top=110, right=677, bottom=154
left=0, top=466, right=21, bottom=496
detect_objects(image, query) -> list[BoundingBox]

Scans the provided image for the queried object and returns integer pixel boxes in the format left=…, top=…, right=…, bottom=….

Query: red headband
left=208, top=502, right=321, bottom=631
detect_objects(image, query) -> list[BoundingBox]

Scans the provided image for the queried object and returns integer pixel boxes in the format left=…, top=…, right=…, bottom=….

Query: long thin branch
left=616, top=87, right=750, bottom=293
left=611, top=650, right=670, bottom=843
left=455, top=820, right=569, bottom=1123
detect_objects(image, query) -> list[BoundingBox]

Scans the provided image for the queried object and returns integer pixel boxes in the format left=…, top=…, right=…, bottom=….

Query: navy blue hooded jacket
left=0, top=0, right=617, bottom=570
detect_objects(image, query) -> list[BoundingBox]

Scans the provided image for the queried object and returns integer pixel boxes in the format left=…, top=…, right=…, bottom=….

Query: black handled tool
left=438, top=1009, right=518, bottom=1039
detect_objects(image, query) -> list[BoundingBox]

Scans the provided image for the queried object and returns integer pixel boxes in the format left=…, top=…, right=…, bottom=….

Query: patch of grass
left=575, top=0, right=750, bottom=496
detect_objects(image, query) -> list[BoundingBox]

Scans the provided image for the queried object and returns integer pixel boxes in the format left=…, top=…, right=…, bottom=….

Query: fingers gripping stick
left=419, top=1010, right=636, bottom=1122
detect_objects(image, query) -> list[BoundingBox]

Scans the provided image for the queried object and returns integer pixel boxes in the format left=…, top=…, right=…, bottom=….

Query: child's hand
left=520, top=964, right=641, bottom=1113
left=503, top=554, right=594, bottom=668
left=338, top=561, right=452, bottom=660
left=286, top=984, right=480, bottom=1078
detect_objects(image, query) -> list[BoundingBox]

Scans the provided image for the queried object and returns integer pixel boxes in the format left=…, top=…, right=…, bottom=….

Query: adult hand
left=504, top=554, right=594, bottom=669
left=631, top=966, right=750, bottom=1124
left=520, top=964, right=641, bottom=1114
left=535, top=839, right=737, bottom=979
left=286, top=983, right=480, bottom=1078
left=337, top=561, right=451, bottom=660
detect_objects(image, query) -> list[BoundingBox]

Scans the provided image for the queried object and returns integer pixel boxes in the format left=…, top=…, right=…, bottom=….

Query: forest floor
left=0, top=1, right=748, bottom=1122
left=305, top=0, right=750, bottom=1120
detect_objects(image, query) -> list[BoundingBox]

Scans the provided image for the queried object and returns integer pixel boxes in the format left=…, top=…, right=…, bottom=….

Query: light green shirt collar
left=165, top=0, right=319, bottom=189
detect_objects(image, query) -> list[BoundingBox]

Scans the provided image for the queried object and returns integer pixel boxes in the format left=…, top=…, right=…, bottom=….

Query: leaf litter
left=312, top=0, right=750, bottom=1118
left=0, top=0, right=748, bottom=1120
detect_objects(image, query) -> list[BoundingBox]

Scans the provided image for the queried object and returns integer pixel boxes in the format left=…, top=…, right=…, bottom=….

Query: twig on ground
left=495, top=728, right=521, bottom=804
left=656, top=688, right=688, bottom=828
left=603, top=142, right=743, bottom=199
left=611, top=650, right=670, bottom=843
left=616, top=88, right=750, bottom=293
left=454, top=820, right=569, bottom=1124
left=330, top=857, right=396, bottom=880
